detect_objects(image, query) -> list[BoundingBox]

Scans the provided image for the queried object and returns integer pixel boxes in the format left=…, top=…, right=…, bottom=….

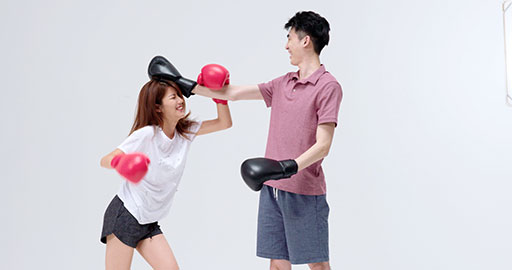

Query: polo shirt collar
left=291, top=65, right=326, bottom=85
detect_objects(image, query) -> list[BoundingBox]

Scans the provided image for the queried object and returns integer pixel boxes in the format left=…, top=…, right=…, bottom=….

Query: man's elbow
left=321, top=144, right=331, bottom=158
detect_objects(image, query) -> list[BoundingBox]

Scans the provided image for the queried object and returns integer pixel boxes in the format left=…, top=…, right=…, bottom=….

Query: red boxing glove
left=197, top=64, right=230, bottom=90
left=111, top=153, right=150, bottom=184
left=212, top=98, right=228, bottom=105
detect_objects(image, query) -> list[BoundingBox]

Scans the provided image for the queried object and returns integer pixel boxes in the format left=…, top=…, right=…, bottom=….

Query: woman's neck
left=161, top=119, right=178, bottom=139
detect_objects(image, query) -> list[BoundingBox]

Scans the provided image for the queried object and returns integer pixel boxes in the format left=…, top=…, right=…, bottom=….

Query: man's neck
left=297, top=55, right=321, bottom=80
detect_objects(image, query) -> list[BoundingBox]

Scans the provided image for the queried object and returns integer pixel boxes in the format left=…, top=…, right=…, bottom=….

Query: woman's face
left=158, top=86, right=185, bottom=122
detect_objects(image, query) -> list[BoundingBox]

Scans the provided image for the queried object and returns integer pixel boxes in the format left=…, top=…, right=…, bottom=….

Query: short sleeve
left=188, top=121, right=203, bottom=141
left=258, top=74, right=287, bottom=108
left=316, top=82, right=343, bottom=127
left=117, top=126, right=153, bottom=153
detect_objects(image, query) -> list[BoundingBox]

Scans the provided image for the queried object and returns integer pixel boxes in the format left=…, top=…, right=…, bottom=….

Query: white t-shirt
left=116, top=123, right=202, bottom=224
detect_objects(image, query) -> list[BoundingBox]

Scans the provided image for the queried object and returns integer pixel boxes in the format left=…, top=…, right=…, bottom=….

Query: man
left=195, top=11, right=342, bottom=270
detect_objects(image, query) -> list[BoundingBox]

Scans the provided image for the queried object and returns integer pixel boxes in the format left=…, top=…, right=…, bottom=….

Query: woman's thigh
left=136, top=234, right=179, bottom=270
left=105, top=234, right=135, bottom=270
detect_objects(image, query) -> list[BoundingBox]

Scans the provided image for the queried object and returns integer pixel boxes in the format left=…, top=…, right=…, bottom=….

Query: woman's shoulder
left=190, top=120, right=201, bottom=130
left=131, top=125, right=158, bottom=138
left=187, top=120, right=202, bottom=137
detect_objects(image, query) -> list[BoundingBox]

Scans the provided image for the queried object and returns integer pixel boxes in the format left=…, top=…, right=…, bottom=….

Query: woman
left=99, top=78, right=231, bottom=270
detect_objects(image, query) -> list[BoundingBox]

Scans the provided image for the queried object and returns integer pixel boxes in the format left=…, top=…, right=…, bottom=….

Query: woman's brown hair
left=129, top=79, right=197, bottom=140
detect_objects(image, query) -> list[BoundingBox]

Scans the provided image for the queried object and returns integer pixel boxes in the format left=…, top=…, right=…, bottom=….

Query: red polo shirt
left=257, top=65, right=343, bottom=195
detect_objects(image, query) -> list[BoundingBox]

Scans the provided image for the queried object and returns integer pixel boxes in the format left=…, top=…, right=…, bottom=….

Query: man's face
left=285, top=28, right=306, bottom=66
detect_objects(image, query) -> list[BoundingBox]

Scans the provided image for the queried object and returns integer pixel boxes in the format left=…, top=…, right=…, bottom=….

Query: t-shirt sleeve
left=117, top=126, right=152, bottom=153
left=188, top=121, right=203, bottom=141
left=316, top=82, right=343, bottom=127
left=257, top=74, right=287, bottom=108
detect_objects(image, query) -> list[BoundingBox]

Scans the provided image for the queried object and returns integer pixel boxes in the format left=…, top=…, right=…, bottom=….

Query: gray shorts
left=257, top=185, right=330, bottom=264
left=100, top=196, right=162, bottom=248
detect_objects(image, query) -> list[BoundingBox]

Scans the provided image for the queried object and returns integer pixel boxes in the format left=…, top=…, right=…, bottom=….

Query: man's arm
left=192, top=84, right=263, bottom=101
left=239, top=122, right=336, bottom=191
left=294, top=123, right=336, bottom=171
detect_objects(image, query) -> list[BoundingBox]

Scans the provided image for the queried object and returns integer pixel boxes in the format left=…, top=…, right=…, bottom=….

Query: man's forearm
left=192, top=85, right=233, bottom=100
left=294, top=123, right=336, bottom=171
left=192, top=84, right=263, bottom=101
left=294, top=142, right=331, bottom=171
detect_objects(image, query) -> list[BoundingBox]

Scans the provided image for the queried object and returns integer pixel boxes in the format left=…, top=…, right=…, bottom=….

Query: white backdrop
left=1, top=0, right=511, bottom=269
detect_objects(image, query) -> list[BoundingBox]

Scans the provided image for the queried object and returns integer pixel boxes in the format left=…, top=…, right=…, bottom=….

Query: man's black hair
left=284, top=11, right=330, bottom=55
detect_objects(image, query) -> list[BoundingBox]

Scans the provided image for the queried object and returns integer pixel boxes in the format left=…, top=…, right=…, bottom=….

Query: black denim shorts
left=100, top=195, right=162, bottom=248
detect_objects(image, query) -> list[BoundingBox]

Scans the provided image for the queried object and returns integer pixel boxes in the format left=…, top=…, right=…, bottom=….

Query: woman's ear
left=155, top=104, right=162, bottom=113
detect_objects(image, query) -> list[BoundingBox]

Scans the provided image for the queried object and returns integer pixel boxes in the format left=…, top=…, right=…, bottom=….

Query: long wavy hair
left=129, top=79, right=197, bottom=140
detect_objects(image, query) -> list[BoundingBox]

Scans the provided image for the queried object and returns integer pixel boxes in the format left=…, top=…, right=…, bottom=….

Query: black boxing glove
left=148, top=55, right=196, bottom=98
left=240, top=158, right=298, bottom=191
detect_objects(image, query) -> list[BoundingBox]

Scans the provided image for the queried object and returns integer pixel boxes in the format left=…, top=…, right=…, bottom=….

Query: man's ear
left=303, top=35, right=311, bottom=47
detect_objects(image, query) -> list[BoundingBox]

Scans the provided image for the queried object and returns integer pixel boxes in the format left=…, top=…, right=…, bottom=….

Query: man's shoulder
left=315, top=70, right=341, bottom=91
left=274, top=71, right=296, bottom=82
left=320, top=71, right=339, bottom=84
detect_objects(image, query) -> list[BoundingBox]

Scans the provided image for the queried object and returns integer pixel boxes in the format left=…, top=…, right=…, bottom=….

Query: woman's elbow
left=100, top=158, right=108, bottom=168
left=224, top=120, right=233, bottom=130
left=100, top=156, right=112, bottom=169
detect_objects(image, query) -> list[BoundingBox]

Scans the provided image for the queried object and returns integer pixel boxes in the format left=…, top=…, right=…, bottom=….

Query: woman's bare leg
left=136, top=234, right=179, bottom=270
left=105, top=234, right=135, bottom=270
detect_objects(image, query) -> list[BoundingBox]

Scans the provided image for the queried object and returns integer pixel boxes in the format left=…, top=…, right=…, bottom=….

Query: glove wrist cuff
left=280, top=159, right=298, bottom=178
left=110, top=154, right=123, bottom=168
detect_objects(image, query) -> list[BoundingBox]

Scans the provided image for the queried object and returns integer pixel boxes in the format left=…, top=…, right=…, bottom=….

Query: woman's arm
left=100, top=148, right=124, bottom=169
left=192, top=84, right=263, bottom=101
left=196, top=103, right=233, bottom=136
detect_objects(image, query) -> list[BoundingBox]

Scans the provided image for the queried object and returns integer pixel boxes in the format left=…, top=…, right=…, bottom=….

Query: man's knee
left=308, top=261, right=330, bottom=270
left=270, top=259, right=291, bottom=270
